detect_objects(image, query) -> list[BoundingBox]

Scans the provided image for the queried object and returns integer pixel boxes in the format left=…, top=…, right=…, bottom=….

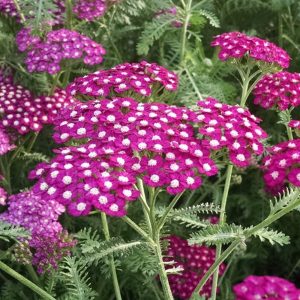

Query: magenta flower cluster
left=233, top=275, right=300, bottom=299
left=0, top=191, right=75, bottom=273
left=164, top=236, right=226, bottom=299
left=0, top=126, right=15, bottom=155
left=30, top=97, right=218, bottom=217
left=0, top=0, right=19, bottom=20
left=16, top=28, right=106, bottom=74
left=67, top=61, right=178, bottom=98
left=0, top=187, right=7, bottom=206
left=253, top=71, right=300, bottom=110
left=0, top=81, right=75, bottom=134
left=289, top=120, right=300, bottom=130
left=262, top=139, right=300, bottom=190
left=211, top=32, right=290, bottom=68
left=73, top=0, right=106, bottom=21
left=195, top=98, right=267, bottom=167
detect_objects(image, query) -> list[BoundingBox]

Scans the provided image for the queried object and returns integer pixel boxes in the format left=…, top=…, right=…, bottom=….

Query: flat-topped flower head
left=164, top=236, right=226, bottom=299
left=194, top=98, right=267, bottom=167
left=262, top=139, right=300, bottom=190
left=67, top=61, right=178, bottom=99
left=253, top=71, right=300, bottom=110
left=0, top=81, right=75, bottom=134
left=0, top=191, right=75, bottom=273
left=16, top=28, right=106, bottom=74
left=0, top=126, right=15, bottom=155
left=233, top=275, right=300, bottom=300
left=73, top=0, right=106, bottom=21
left=31, top=97, right=218, bottom=217
left=211, top=32, right=290, bottom=69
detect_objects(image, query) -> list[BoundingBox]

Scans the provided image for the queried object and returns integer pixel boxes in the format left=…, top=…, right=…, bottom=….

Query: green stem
left=0, top=261, right=55, bottom=300
left=179, top=0, right=193, bottom=65
left=100, top=213, right=122, bottom=300
left=12, top=0, right=26, bottom=22
left=27, top=132, right=39, bottom=153
left=26, top=265, right=42, bottom=287
left=210, top=165, right=233, bottom=300
left=286, top=126, right=293, bottom=140
left=122, top=216, right=155, bottom=245
left=157, top=192, right=185, bottom=231
left=154, top=235, right=174, bottom=300
left=192, top=189, right=300, bottom=297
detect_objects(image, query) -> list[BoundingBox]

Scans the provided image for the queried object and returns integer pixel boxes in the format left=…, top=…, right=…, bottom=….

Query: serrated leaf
left=189, top=224, right=245, bottom=246
left=252, top=227, right=290, bottom=246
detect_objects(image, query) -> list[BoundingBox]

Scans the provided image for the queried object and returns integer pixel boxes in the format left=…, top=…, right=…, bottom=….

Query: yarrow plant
left=164, top=236, right=226, bottom=299
left=233, top=275, right=300, bottom=299
left=16, top=28, right=106, bottom=74
left=0, top=81, right=75, bottom=134
left=262, top=139, right=300, bottom=190
left=73, top=0, right=106, bottom=21
left=67, top=61, right=178, bottom=99
left=0, top=187, right=7, bottom=205
left=253, top=71, right=300, bottom=110
left=30, top=96, right=218, bottom=217
left=0, top=191, right=75, bottom=273
left=194, top=98, right=267, bottom=167
left=211, top=31, right=290, bottom=69
left=0, top=126, right=15, bottom=155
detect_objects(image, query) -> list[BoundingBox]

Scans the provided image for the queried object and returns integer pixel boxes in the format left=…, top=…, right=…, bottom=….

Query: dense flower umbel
left=0, top=0, right=19, bottom=20
left=262, top=139, right=300, bottom=189
left=30, top=97, right=218, bottom=217
left=233, top=275, right=300, bottom=300
left=194, top=98, right=267, bottom=167
left=67, top=61, right=178, bottom=99
left=0, top=191, right=75, bottom=273
left=0, top=187, right=7, bottom=205
left=16, top=28, right=106, bottom=74
left=0, top=126, right=15, bottom=155
left=0, top=82, right=75, bottom=134
left=211, top=32, right=290, bottom=69
left=73, top=0, right=106, bottom=21
left=164, top=236, right=226, bottom=299
left=253, top=72, right=300, bottom=110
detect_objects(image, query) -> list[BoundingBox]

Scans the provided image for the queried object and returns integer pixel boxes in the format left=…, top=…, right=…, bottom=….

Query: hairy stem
left=179, top=0, right=193, bottom=65
left=12, top=0, right=26, bottom=22
left=210, top=164, right=233, bottom=300
left=101, top=213, right=122, bottom=300
left=0, top=261, right=55, bottom=300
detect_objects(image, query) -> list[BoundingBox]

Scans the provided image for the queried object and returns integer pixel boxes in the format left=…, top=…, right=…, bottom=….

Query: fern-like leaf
left=252, top=227, right=290, bottom=246
left=174, top=213, right=211, bottom=228
left=270, top=188, right=300, bottom=215
left=172, top=203, right=221, bottom=215
left=59, top=257, right=97, bottom=300
left=0, top=221, right=29, bottom=242
left=189, top=224, right=245, bottom=246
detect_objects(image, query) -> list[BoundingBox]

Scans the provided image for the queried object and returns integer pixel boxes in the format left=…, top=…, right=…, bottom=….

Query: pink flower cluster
left=211, top=32, right=290, bottom=68
left=0, top=187, right=7, bottom=205
left=0, top=0, right=19, bottom=20
left=233, top=275, right=300, bottom=299
left=164, top=236, right=226, bottom=299
left=253, top=72, right=300, bottom=110
left=73, top=0, right=106, bottom=21
left=0, top=126, right=15, bottom=155
left=67, top=61, right=178, bottom=98
left=155, top=6, right=184, bottom=28
left=195, top=98, right=267, bottom=167
left=0, top=82, right=75, bottom=134
left=16, top=28, right=106, bottom=74
left=0, top=191, right=75, bottom=273
left=30, top=97, right=218, bottom=217
left=289, top=120, right=300, bottom=130
left=262, top=139, right=300, bottom=190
